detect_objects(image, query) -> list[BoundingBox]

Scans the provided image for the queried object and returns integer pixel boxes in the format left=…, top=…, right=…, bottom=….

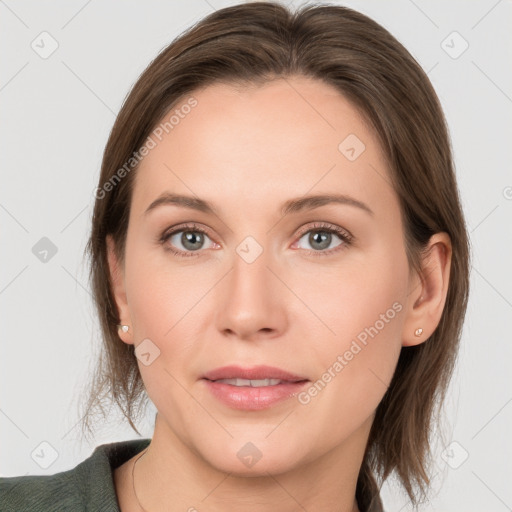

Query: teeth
left=215, top=378, right=282, bottom=387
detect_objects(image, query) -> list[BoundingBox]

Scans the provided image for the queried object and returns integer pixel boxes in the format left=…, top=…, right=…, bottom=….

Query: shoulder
left=0, top=470, right=81, bottom=511
left=0, top=438, right=151, bottom=512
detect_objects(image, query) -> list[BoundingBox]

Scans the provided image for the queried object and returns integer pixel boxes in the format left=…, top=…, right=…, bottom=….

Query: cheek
left=309, top=278, right=404, bottom=380
left=287, top=249, right=407, bottom=343
left=292, top=246, right=407, bottom=403
left=123, top=245, right=224, bottom=396
left=292, top=281, right=404, bottom=450
left=124, top=254, right=207, bottom=412
left=125, top=244, right=210, bottom=337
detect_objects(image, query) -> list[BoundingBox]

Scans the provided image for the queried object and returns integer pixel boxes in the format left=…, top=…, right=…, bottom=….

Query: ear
left=401, top=232, right=452, bottom=347
left=106, top=234, right=133, bottom=346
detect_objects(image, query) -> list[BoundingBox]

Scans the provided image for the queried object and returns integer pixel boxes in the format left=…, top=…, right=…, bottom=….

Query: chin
left=197, top=436, right=308, bottom=477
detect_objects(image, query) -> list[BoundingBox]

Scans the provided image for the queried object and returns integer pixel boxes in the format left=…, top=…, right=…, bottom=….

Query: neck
left=128, top=414, right=370, bottom=512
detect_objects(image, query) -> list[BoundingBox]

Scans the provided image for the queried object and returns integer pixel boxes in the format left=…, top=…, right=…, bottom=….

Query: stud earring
left=118, top=324, right=129, bottom=333
left=414, top=328, right=423, bottom=337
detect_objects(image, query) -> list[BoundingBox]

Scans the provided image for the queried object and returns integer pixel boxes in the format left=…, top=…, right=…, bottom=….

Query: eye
left=159, top=221, right=353, bottom=258
left=292, top=222, right=353, bottom=256
left=159, top=223, right=217, bottom=258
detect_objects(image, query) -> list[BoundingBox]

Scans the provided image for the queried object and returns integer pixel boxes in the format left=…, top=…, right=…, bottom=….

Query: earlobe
left=402, top=232, right=452, bottom=347
left=106, top=235, right=133, bottom=345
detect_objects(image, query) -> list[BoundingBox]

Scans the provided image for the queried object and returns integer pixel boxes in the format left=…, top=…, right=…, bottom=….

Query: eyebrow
left=143, top=192, right=374, bottom=218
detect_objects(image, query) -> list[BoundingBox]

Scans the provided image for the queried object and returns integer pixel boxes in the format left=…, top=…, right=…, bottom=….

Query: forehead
left=131, top=76, right=394, bottom=218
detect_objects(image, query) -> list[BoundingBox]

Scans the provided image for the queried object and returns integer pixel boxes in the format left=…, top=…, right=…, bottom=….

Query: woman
left=0, top=2, right=470, bottom=511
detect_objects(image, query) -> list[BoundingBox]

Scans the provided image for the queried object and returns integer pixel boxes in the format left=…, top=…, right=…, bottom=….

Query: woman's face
left=108, top=76, right=421, bottom=475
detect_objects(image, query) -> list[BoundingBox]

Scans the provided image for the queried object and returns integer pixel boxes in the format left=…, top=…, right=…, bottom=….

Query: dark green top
left=0, top=438, right=151, bottom=511
left=0, top=438, right=384, bottom=511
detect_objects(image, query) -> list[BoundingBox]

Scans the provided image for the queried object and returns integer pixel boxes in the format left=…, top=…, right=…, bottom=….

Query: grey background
left=1, top=1, right=511, bottom=510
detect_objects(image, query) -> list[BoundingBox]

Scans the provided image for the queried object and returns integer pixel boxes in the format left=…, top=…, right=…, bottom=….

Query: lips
left=201, top=365, right=310, bottom=410
left=202, top=365, right=309, bottom=383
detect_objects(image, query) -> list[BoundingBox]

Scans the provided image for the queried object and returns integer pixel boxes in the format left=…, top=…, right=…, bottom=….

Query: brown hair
left=80, top=2, right=470, bottom=509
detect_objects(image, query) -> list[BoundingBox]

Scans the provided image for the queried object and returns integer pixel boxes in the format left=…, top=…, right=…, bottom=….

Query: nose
left=215, top=242, right=288, bottom=342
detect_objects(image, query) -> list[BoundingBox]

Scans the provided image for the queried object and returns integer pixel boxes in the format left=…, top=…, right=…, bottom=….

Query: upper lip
left=202, top=365, right=309, bottom=382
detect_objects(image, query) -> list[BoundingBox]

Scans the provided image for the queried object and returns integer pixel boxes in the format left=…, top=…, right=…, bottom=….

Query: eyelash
left=159, top=221, right=354, bottom=259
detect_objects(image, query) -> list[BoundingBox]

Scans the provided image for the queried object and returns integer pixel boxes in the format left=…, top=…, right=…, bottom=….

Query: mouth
left=204, top=377, right=307, bottom=387
left=201, top=365, right=310, bottom=410
left=202, top=364, right=309, bottom=383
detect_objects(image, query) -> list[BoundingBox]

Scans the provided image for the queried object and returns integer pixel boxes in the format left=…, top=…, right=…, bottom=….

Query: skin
left=108, top=75, right=452, bottom=512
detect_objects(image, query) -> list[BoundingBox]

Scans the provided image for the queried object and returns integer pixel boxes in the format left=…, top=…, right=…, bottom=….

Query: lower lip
left=202, top=379, right=309, bottom=410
